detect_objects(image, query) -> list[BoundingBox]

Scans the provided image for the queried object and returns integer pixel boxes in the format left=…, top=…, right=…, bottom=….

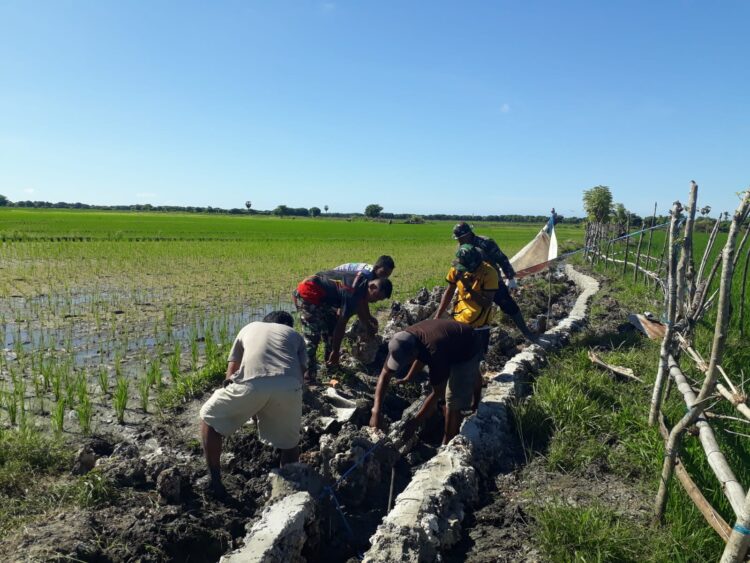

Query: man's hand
left=326, top=350, right=340, bottom=367
left=369, top=410, right=383, bottom=429
left=402, top=417, right=419, bottom=438
left=507, top=278, right=518, bottom=290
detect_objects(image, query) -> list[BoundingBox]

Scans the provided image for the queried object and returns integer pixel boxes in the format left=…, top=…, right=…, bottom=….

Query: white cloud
left=500, top=103, right=511, bottom=113
left=23, top=188, right=35, bottom=194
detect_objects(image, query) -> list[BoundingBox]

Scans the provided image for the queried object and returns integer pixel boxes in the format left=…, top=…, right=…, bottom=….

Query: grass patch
left=533, top=499, right=717, bottom=563
left=515, top=260, right=726, bottom=561
left=0, top=426, right=116, bottom=537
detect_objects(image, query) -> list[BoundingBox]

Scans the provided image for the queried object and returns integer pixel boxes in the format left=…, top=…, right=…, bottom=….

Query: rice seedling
left=63, top=365, right=77, bottom=407
left=137, top=375, right=150, bottom=413
left=3, top=389, right=18, bottom=426
left=114, top=351, right=123, bottom=380
left=113, top=376, right=129, bottom=424
left=51, top=399, right=65, bottom=434
left=76, top=371, right=88, bottom=404
left=146, top=359, right=162, bottom=390
left=96, top=366, right=109, bottom=397
left=40, top=356, right=53, bottom=391
left=189, top=328, right=199, bottom=371
left=168, top=342, right=181, bottom=381
left=31, top=372, right=45, bottom=414
left=76, top=392, right=93, bottom=435
left=51, top=364, right=62, bottom=402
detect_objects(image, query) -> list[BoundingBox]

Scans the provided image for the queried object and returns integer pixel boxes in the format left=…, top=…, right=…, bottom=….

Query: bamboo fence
left=583, top=184, right=750, bottom=562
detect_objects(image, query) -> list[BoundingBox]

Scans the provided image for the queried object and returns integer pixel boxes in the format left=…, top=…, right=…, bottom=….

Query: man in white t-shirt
left=199, top=311, right=306, bottom=497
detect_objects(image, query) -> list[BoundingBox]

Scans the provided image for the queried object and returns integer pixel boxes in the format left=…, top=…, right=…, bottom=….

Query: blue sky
left=1, top=1, right=748, bottom=217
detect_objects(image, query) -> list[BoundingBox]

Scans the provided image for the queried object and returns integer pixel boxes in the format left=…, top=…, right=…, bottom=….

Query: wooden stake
left=622, top=215, right=632, bottom=275
left=677, top=181, right=698, bottom=321
left=740, top=246, right=750, bottom=338
left=644, top=203, right=658, bottom=286
left=657, top=414, right=732, bottom=543
left=655, top=191, right=750, bottom=525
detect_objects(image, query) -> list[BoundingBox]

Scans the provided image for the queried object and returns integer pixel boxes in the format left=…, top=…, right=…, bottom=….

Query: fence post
left=740, top=246, right=750, bottom=338
left=643, top=202, right=658, bottom=286
left=656, top=191, right=749, bottom=526
left=677, top=181, right=698, bottom=320
left=622, top=215, right=632, bottom=274
left=648, top=201, right=683, bottom=427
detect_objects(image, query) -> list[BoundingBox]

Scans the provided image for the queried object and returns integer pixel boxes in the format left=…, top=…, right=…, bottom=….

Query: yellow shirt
left=446, top=261, right=499, bottom=327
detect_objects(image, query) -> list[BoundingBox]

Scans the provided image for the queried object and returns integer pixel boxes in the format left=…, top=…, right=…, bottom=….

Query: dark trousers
left=493, top=281, right=520, bottom=316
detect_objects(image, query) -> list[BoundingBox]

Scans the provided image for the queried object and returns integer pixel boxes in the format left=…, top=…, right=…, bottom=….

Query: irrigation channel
left=3, top=266, right=596, bottom=562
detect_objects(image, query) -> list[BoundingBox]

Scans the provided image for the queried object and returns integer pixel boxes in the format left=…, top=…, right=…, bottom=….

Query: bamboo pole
left=643, top=203, right=658, bottom=287
left=649, top=201, right=683, bottom=427
left=697, top=215, right=722, bottom=288
left=666, top=355, right=746, bottom=515
left=691, top=252, right=724, bottom=327
left=588, top=350, right=643, bottom=382
left=634, top=216, right=647, bottom=282
left=732, top=214, right=750, bottom=269
left=584, top=223, right=590, bottom=260
left=676, top=334, right=750, bottom=422
left=658, top=414, right=732, bottom=543
left=740, top=246, right=750, bottom=338
left=676, top=181, right=698, bottom=321
left=656, top=224, right=669, bottom=291
left=622, top=215, right=632, bottom=275
left=655, top=190, right=750, bottom=523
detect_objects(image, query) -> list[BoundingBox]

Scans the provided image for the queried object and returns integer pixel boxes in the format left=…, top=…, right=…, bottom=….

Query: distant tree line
left=0, top=195, right=585, bottom=223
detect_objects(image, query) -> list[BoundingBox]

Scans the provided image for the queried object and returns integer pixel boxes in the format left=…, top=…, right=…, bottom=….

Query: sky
left=0, top=1, right=748, bottom=218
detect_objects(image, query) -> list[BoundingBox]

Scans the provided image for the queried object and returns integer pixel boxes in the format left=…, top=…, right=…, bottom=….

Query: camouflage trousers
left=294, top=292, right=337, bottom=376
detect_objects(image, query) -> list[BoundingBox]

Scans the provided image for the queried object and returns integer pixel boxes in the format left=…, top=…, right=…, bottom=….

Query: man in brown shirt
left=369, top=319, right=481, bottom=444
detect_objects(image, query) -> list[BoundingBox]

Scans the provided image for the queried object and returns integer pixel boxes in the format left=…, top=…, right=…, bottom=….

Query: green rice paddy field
left=0, top=209, right=584, bottom=427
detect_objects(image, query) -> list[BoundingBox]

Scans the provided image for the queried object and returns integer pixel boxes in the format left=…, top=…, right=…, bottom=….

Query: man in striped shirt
left=334, top=255, right=395, bottom=281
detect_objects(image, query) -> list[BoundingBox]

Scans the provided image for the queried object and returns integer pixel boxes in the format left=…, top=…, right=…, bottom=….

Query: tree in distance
left=583, top=185, right=613, bottom=223
left=0, top=194, right=9, bottom=207
left=309, top=207, right=321, bottom=218
left=365, top=204, right=383, bottom=218
left=245, top=200, right=252, bottom=212
left=273, top=205, right=289, bottom=217
left=324, top=205, right=329, bottom=214
left=614, top=202, right=629, bottom=225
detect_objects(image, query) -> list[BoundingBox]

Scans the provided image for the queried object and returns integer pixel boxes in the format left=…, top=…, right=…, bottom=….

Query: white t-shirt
left=227, top=322, right=307, bottom=382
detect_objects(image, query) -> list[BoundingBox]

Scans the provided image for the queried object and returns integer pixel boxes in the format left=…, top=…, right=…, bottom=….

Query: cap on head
left=452, top=222, right=474, bottom=240
left=386, top=332, right=417, bottom=373
left=453, top=243, right=482, bottom=273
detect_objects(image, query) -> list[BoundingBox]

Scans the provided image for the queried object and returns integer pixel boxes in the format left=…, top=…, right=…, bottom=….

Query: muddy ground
left=2, top=272, right=580, bottom=563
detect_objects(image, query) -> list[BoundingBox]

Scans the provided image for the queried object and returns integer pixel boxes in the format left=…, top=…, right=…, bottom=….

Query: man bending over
left=199, top=311, right=306, bottom=498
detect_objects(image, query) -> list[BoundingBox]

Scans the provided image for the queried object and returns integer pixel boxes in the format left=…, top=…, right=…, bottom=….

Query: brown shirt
left=405, top=319, right=478, bottom=385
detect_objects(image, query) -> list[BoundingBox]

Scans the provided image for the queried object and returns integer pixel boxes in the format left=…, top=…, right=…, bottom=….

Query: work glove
left=507, top=278, right=518, bottom=290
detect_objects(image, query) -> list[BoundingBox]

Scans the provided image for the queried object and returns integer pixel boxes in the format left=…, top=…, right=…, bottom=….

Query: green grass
left=0, top=426, right=116, bottom=536
left=532, top=500, right=716, bottom=563
left=515, top=258, right=730, bottom=561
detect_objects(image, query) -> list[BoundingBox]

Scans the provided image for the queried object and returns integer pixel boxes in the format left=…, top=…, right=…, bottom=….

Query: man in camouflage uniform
left=452, top=222, right=537, bottom=343
left=293, top=270, right=392, bottom=383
